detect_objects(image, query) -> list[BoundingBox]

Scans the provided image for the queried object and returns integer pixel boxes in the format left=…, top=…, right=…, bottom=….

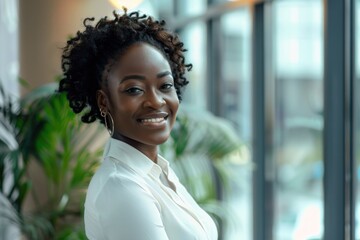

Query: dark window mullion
left=252, top=3, right=274, bottom=240
left=346, top=0, right=356, bottom=239
left=323, top=0, right=353, bottom=239
left=207, top=18, right=222, bottom=115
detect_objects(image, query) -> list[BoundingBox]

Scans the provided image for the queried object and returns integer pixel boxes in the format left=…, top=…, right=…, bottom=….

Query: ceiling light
left=108, top=0, right=144, bottom=10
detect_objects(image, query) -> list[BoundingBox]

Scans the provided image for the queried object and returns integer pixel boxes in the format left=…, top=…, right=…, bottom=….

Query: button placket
left=151, top=163, right=210, bottom=239
left=155, top=175, right=209, bottom=238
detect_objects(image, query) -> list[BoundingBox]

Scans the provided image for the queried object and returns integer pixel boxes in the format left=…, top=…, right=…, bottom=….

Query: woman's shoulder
left=88, top=161, right=160, bottom=212
left=88, top=157, right=149, bottom=198
left=84, top=158, right=163, bottom=239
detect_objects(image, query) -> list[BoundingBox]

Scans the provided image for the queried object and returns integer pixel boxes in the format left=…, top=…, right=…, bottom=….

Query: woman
left=59, top=10, right=218, bottom=240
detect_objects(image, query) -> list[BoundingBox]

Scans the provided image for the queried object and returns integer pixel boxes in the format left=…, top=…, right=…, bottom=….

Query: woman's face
left=98, top=42, right=179, bottom=153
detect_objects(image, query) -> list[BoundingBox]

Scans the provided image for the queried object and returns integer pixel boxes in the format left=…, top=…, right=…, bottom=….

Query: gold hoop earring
left=100, top=109, right=114, bottom=137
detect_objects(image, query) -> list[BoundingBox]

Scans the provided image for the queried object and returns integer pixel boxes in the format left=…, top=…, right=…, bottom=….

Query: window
left=271, top=1, right=324, bottom=239
left=180, top=22, right=208, bottom=110
left=0, top=0, right=19, bottom=97
left=171, top=0, right=356, bottom=238
left=219, top=8, right=253, bottom=240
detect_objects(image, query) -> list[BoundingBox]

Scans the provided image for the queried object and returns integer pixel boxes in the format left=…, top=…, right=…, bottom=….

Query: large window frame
left=171, top=0, right=357, bottom=239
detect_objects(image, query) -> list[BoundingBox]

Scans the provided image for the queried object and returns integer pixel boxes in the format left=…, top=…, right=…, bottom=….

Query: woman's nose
left=143, top=90, right=165, bottom=109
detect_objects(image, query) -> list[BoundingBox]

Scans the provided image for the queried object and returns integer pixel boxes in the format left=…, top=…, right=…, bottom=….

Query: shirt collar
left=103, top=137, right=170, bottom=179
left=157, top=155, right=170, bottom=176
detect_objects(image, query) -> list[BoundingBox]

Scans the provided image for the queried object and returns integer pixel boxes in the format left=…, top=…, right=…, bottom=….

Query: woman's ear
left=96, top=90, right=108, bottom=112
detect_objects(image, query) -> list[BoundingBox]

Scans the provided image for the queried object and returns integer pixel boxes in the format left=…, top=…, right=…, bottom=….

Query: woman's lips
left=137, top=112, right=169, bottom=127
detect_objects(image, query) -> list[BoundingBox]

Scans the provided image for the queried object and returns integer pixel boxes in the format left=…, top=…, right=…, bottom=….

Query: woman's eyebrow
left=120, top=75, right=146, bottom=83
left=119, top=71, right=172, bottom=83
left=157, top=71, right=173, bottom=78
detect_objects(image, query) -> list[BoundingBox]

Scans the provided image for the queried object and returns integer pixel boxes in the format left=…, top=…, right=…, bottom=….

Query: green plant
left=0, top=82, right=54, bottom=239
left=0, top=82, right=105, bottom=239
left=31, top=88, right=105, bottom=239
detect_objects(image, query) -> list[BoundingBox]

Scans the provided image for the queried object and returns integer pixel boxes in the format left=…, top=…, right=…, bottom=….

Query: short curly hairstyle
left=59, top=10, right=192, bottom=124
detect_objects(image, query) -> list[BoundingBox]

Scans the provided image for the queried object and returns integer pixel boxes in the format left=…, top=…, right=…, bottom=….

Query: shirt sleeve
left=95, top=174, right=170, bottom=240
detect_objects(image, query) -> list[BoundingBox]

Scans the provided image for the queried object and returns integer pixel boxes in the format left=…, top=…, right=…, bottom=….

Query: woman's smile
left=137, top=111, right=169, bottom=127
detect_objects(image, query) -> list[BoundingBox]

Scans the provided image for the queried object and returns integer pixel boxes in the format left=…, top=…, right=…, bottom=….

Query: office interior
left=0, top=0, right=359, bottom=239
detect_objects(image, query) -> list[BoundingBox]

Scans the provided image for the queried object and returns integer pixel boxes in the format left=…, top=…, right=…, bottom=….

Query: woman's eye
left=125, top=87, right=143, bottom=95
left=161, top=83, right=174, bottom=90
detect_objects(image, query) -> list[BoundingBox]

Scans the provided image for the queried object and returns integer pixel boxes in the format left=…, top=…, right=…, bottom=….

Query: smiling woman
left=58, top=9, right=218, bottom=240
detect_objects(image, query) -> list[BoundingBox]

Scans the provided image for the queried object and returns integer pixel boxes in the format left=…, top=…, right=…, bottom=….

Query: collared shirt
left=84, top=138, right=218, bottom=240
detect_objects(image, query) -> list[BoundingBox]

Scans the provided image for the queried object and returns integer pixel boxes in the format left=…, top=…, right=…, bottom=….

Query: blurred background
left=0, top=0, right=359, bottom=239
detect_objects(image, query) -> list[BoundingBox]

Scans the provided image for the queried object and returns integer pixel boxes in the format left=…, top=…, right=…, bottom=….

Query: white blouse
left=84, top=138, right=218, bottom=240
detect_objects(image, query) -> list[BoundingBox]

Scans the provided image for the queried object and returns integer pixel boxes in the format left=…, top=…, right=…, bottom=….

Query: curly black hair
left=58, top=10, right=192, bottom=124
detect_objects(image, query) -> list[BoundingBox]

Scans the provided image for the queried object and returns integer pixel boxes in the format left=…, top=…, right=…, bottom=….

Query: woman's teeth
left=141, top=118, right=164, bottom=123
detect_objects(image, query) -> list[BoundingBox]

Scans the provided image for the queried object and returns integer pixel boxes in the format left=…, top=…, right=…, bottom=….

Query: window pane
left=219, top=8, right=253, bottom=240
left=355, top=0, right=360, bottom=238
left=176, top=0, right=207, bottom=17
left=272, top=1, right=324, bottom=239
left=0, top=0, right=19, bottom=97
left=180, top=22, right=208, bottom=109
